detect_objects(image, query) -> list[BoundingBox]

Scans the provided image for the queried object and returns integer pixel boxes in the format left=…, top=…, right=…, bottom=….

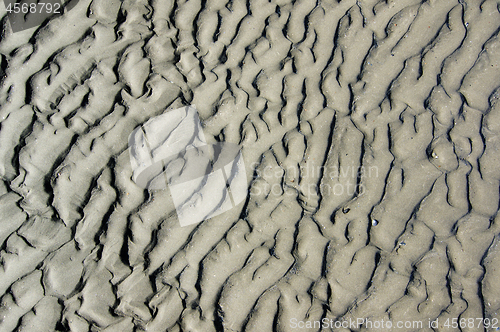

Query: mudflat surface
left=0, top=0, right=500, bottom=331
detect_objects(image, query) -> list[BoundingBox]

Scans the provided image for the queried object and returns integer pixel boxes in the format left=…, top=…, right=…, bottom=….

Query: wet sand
left=0, top=0, right=500, bottom=331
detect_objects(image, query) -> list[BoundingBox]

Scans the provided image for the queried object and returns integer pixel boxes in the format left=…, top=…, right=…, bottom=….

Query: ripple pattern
left=0, top=0, right=500, bottom=331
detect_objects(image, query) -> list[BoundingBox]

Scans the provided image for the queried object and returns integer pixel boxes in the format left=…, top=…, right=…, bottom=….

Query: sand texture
left=1, top=0, right=500, bottom=331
